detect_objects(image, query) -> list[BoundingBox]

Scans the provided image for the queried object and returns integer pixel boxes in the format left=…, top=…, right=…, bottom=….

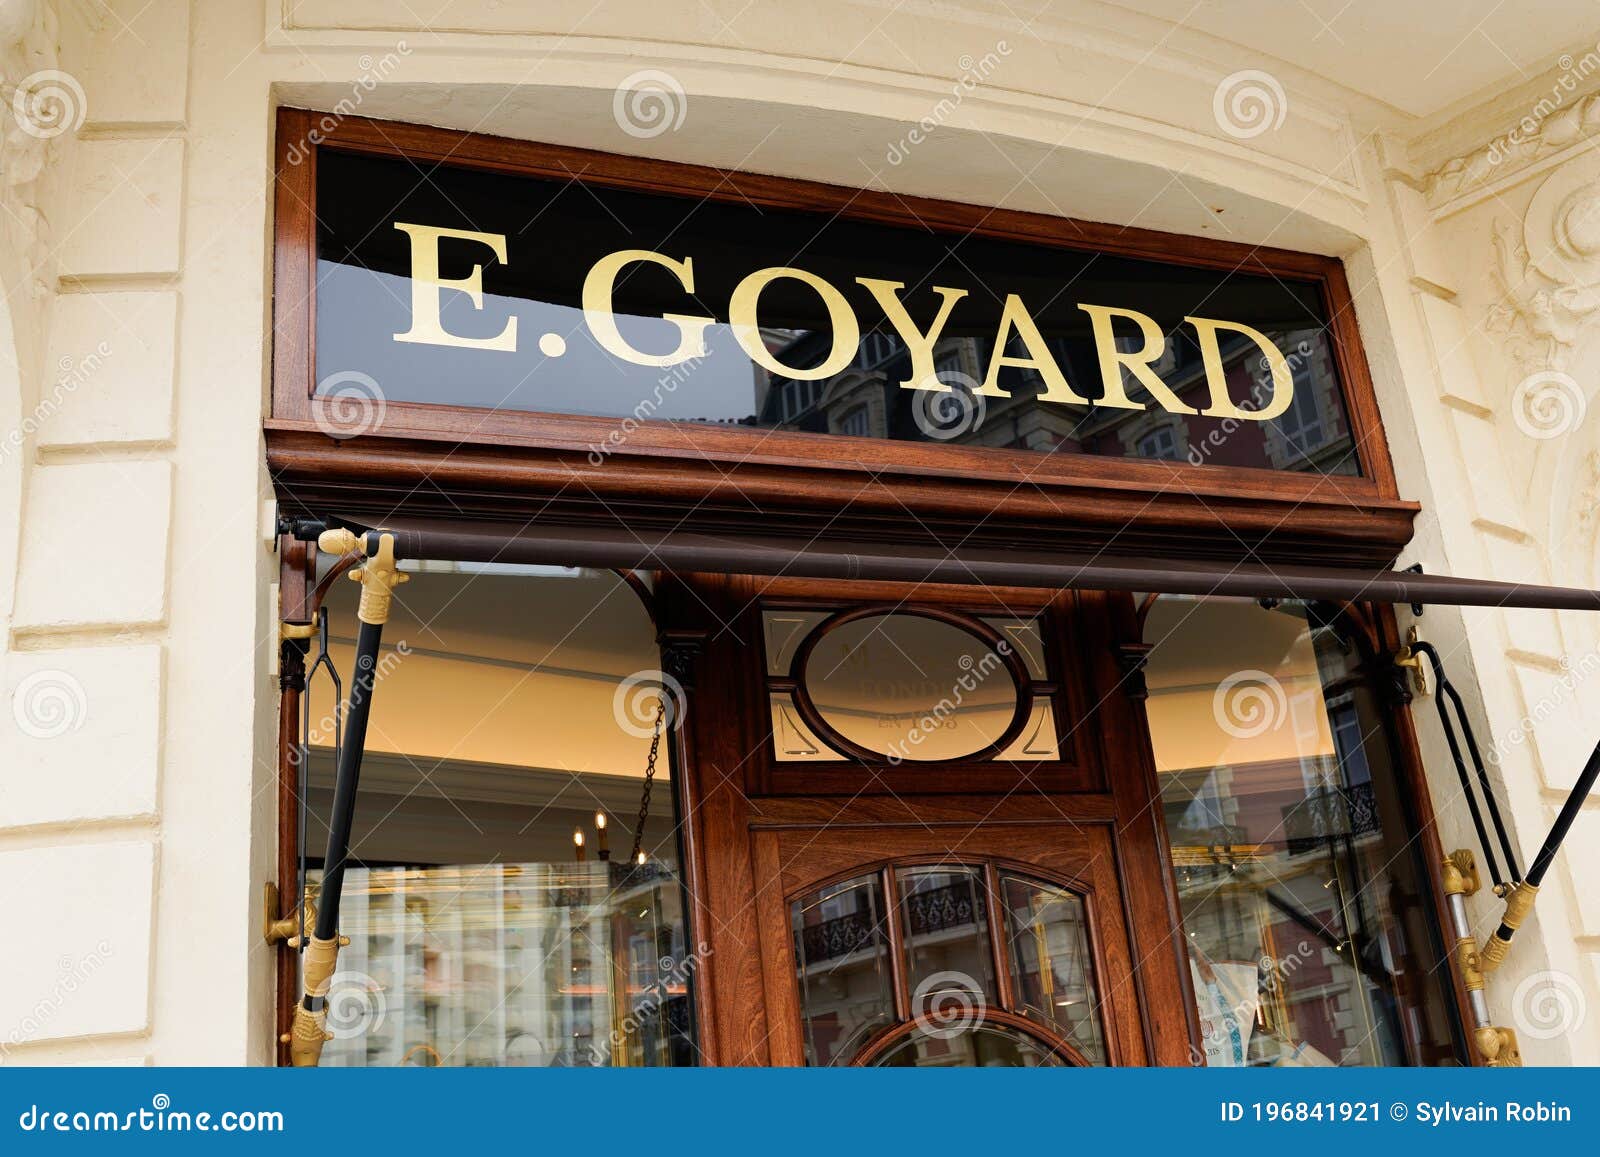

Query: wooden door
left=660, top=573, right=1196, bottom=1066
left=753, top=821, right=1144, bottom=1066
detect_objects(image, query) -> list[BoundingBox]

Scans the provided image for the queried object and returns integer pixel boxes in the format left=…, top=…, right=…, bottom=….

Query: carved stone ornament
left=1488, top=150, right=1600, bottom=371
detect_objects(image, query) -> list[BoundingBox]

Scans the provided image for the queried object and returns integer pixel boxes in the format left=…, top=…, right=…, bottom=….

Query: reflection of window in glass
left=838, top=406, right=872, bottom=438
left=1141, top=597, right=1461, bottom=1067
left=1276, top=360, right=1327, bottom=457
left=303, top=564, right=696, bottom=1068
left=1136, top=425, right=1182, bottom=461
left=933, top=348, right=966, bottom=384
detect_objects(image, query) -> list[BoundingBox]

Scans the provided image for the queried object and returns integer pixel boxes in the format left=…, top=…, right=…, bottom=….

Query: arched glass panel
left=998, top=873, right=1105, bottom=1063
left=790, top=874, right=897, bottom=1066
left=871, top=1023, right=1065, bottom=1067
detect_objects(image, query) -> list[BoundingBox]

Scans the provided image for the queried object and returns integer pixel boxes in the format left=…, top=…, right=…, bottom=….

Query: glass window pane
left=1143, top=596, right=1460, bottom=1066
left=762, top=609, right=830, bottom=676
left=769, top=692, right=841, bottom=762
left=790, top=875, right=897, bottom=1066
left=897, top=867, right=995, bottom=1016
left=304, top=564, right=696, bottom=1067
left=981, top=616, right=1049, bottom=679
left=315, top=150, right=1360, bottom=479
left=803, top=613, right=1019, bottom=761
left=998, top=874, right=1105, bottom=1063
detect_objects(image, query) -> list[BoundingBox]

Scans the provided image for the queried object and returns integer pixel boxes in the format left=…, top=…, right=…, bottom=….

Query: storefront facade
left=2, top=0, right=1599, bottom=1067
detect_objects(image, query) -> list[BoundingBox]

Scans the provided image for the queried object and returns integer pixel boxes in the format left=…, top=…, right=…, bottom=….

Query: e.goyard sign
left=312, top=147, right=1359, bottom=478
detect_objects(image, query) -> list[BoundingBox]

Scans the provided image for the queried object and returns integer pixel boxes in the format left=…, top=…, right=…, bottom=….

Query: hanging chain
left=628, top=694, right=666, bottom=865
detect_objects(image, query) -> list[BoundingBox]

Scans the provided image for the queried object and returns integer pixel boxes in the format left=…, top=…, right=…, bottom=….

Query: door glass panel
left=996, top=699, right=1060, bottom=760
left=803, top=613, right=1019, bottom=761
left=763, top=610, right=829, bottom=675
left=897, top=867, right=995, bottom=1016
left=1143, top=596, right=1461, bottom=1066
left=871, top=1023, right=1064, bottom=1067
left=790, top=875, right=897, bottom=1066
left=998, top=874, right=1105, bottom=1063
left=981, top=616, right=1049, bottom=679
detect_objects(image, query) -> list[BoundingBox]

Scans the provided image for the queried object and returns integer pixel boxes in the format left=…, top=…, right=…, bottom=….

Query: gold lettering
left=979, top=295, right=1088, bottom=404
left=855, top=278, right=968, bottom=390
left=582, top=250, right=713, bottom=367
left=1077, top=304, right=1196, bottom=414
left=1185, top=316, right=1293, bottom=421
left=730, top=267, right=860, bottom=380
left=392, top=222, right=517, bottom=351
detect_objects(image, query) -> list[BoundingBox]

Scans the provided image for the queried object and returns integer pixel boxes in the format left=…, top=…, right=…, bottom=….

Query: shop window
left=1141, top=598, right=1460, bottom=1066
left=300, top=564, right=696, bottom=1067
left=837, top=405, right=872, bottom=438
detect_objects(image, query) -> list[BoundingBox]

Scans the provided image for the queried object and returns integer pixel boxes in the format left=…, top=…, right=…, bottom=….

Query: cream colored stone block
left=1509, top=663, right=1598, bottom=793
left=13, top=461, right=172, bottom=630
left=1416, top=291, right=1490, bottom=412
left=0, top=645, right=163, bottom=830
left=57, top=138, right=184, bottom=280
left=1563, top=809, right=1600, bottom=936
left=0, top=842, right=154, bottom=1045
left=1389, top=182, right=1456, bottom=293
left=1448, top=410, right=1526, bottom=538
left=72, top=0, right=190, bottom=127
left=40, top=292, right=177, bottom=448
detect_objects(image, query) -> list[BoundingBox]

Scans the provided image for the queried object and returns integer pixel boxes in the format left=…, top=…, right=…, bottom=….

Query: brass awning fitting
left=282, top=529, right=407, bottom=1067
left=1441, top=850, right=1521, bottom=1067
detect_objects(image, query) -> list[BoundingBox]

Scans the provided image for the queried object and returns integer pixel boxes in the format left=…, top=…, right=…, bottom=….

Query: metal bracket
left=262, top=882, right=333, bottom=949
left=1391, top=625, right=1429, bottom=697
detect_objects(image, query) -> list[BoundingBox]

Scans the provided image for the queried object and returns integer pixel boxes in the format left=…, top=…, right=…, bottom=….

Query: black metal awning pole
left=286, top=529, right=407, bottom=1067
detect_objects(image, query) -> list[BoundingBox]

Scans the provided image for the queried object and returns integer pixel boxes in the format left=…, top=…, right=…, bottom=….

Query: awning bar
left=319, top=515, right=1600, bottom=613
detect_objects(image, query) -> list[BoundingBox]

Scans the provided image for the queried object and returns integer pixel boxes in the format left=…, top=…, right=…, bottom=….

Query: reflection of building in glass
left=750, top=326, right=1355, bottom=474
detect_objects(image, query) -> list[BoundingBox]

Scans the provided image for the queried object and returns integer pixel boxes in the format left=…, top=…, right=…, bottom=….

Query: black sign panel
left=314, top=148, right=1359, bottom=476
